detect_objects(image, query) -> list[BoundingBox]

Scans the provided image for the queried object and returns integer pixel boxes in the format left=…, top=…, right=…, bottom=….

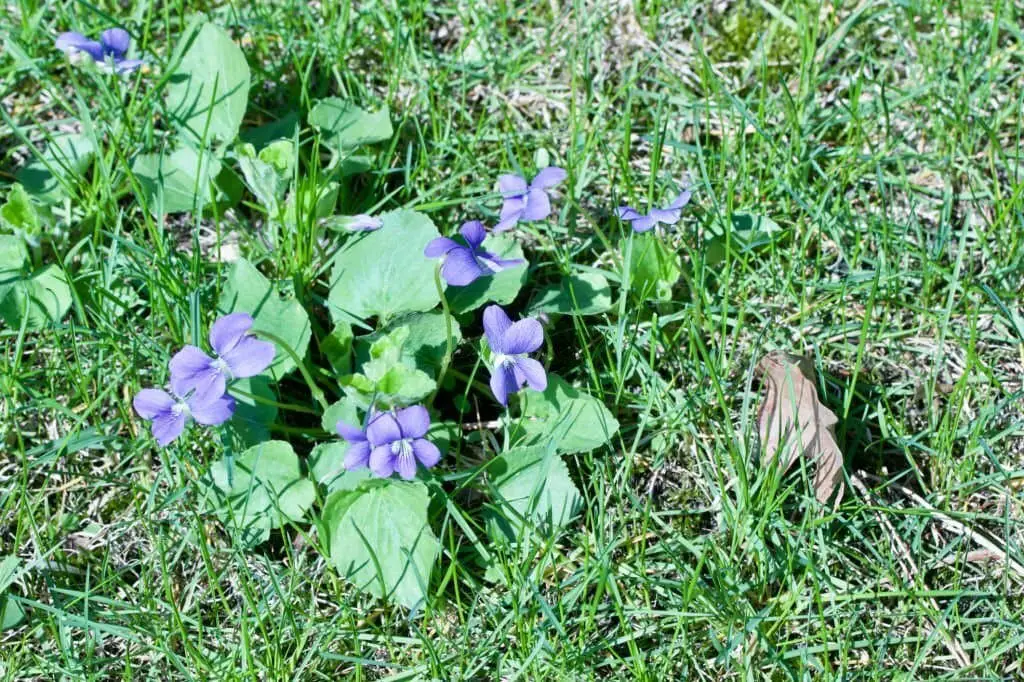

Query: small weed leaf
left=627, top=233, right=681, bottom=302
left=0, top=184, right=41, bottom=244
left=201, top=440, right=316, bottom=547
left=755, top=351, right=845, bottom=504
left=166, top=20, right=251, bottom=146
left=705, top=213, right=783, bottom=266
left=235, top=140, right=294, bottom=217
left=16, top=133, right=95, bottom=205
left=328, top=209, right=442, bottom=324
left=309, top=97, right=393, bottom=163
left=322, top=480, right=439, bottom=610
left=217, top=258, right=311, bottom=380
left=131, top=145, right=222, bottom=216
left=355, top=310, right=461, bottom=376
left=528, top=270, right=613, bottom=316
left=0, top=263, right=73, bottom=330
left=512, top=374, right=619, bottom=454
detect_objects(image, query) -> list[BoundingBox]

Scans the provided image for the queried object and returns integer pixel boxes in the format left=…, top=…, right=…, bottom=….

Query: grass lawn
left=2, top=0, right=1024, bottom=679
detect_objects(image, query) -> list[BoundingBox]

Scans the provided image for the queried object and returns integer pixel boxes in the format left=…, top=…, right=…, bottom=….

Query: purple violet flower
left=495, top=166, right=567, bottom=232
left=616, top=185, right=692, bottom=233
left=55, top=28, right=144, bottom=74
left=424, top=220, right=524, bottom=286
left=346, top=214, right=383, bottom=231
left=337, top=412, right=377, bottom=471
left=169, top=312, right=276, bottom=404
left=352, top=405, right=441, bottom=480
left=133, top=384, right=235, bottom=447
left=482, top=305, right=547, bottom=406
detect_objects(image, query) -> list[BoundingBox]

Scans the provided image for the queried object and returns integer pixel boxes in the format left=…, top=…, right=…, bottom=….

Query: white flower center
left=390, top=439, right=414, bottom=458
left=212, top=357, right=232, bottom=378
left=171, top=401, right=191, bottom=418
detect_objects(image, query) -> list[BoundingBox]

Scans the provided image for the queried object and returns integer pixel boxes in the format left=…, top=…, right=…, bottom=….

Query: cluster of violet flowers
left=331, top=168, right=565, bottom=480
left=133, top=313, right=275, bottom=446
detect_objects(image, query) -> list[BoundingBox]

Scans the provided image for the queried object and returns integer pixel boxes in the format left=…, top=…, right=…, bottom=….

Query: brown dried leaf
left=756, top=352, right=845, bottom=503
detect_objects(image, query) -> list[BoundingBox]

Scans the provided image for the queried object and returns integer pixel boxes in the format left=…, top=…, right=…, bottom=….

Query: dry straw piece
left=755, top=351, right=845, bottom=503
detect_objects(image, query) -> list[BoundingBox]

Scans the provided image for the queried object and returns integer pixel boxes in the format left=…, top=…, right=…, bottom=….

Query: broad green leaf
left=627, top=233, right=681, bottom=302
left=309, top=97, right=393, bottom=154
left=0, top=555, right=20, bottom=592
left=345, top=325, right=436, bottom=407
left=487, top=445, right=581, bottom=537
left=132, top=145, right=222, bottom=215
left=0, top=236, right=28, bottom=274
left=321, top=321, right=354, bottom=375
left=513, top=375, right=619, bottom=454
left=320, top=396, right=359, bottom=434
left=528, top=271, right=612, bottom=316
left=0, top=265, right=73, bottom=330
left=166, top=21, right=251, bottom=145
left=225, top=376, right=278, bottom=448
left=323, top=480, right=439, bottom=609
left=328, top=209, right=441, bottom=324
left=217, top=258, right=311, bottom=380
left=16, top=133, right=95, bottom=204
left=0, top=555, right=24, bottom=630
left=447, top=233, right=527, bottom=314
left=0, top=184, right=41, bottom=243
left=202, top=441, right=315, bottom=547
left=239, top=112, right=299, bottom=150
left=236, top=140, right=293, bottom=216
left=356, top=310, right=460, bottom=376
left=705, top=213, right=783, bottom=266
left=308, top=441, right=374, bottom=492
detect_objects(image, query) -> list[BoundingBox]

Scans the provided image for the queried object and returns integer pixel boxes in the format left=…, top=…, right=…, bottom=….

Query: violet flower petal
left=395, top=405, right=430, bottom=439
left=482, top=305, right=513, bottom=352
left=501, top=319, right=544, bottom=355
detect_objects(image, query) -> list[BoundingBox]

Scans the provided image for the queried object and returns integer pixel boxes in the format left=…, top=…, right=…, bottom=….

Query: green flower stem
left=252, top=329, right=328, bottom=413
left=428, top=265, right=455, bottom=407
left=229, top=387, right=319, bottom=415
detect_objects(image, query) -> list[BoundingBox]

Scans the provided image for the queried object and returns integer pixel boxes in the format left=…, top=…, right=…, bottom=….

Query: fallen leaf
left=756, top=352, right=845, bottom=503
